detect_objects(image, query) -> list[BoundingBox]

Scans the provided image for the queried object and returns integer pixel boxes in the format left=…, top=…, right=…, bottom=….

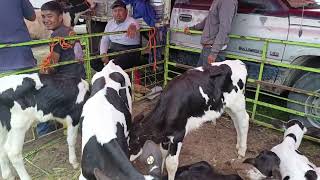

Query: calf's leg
left=165, top=134, right=184, bottom=180
left=160, top=142, right=169, bottom=174
left=66, top=118, right=79, bottom=169
left=0, top=129, right=14, bottom=180
left=226, top=93, right=249, bottom=158
left=5, top=128, right=31, bottom=180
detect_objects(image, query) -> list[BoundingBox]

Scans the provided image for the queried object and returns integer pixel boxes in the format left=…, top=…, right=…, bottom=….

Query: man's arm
left=40, top=51, right=60, bottom=74
left=210, top=1, right=237, bottom=56
left=189, top=17, right=207, bottom=31
left=100, top=24, right=111, bottom=55
left=184, top=16, right=207, bottom=34
left=127, top=18, right=140, bottom=39
left=51, top=51, right=60, bottom=63
left=22, top=0, right=36, bottom=21
left=74, top=41, right=84, bottom=61
left=100, top=23, right=111, bottom=64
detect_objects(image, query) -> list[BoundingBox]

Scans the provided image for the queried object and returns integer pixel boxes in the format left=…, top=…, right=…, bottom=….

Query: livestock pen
left=0, top=28, right=319, bottom=179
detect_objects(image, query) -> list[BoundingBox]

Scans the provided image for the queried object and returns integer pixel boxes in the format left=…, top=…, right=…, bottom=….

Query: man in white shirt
left=100, top=0, right=141, bottom=70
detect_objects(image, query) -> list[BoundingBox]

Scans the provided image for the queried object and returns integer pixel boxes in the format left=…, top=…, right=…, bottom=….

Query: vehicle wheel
left=287, top=72, right=320, bottom=129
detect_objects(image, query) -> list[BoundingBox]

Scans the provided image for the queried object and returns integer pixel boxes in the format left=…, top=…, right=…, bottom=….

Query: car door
left=227, top=0, right=289, bottom=61
left=170, top=0, right=212, bottom=49
left=226, top=0, right=290, bottom=82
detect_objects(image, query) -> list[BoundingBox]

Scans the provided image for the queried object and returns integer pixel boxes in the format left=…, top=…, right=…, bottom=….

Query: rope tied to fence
left=40, top=34, right=76, bottom=73
left=147, top=27, right=157, bottom=72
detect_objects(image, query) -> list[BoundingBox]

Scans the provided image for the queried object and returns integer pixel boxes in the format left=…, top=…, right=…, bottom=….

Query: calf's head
left=93, top=140, right=162, bottom=180
left=243, top=150, right=281, bottom=179
left=284, top=119, right=307, bottom=149
left=163, top=161, right=243, bottom=180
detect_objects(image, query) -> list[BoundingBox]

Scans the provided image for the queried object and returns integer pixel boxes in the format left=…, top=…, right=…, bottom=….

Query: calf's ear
left=93, top=168, right=112, bottom=180
left=139, top=140, right=162, bottom=177
left=243, top=157, right=255, bottom=166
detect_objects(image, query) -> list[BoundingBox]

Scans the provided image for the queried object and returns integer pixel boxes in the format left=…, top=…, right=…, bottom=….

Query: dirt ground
left=20, top=98, right=320, bottom=180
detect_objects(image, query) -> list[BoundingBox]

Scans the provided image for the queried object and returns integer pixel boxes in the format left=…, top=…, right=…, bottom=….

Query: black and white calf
left=245, top=120, right=320, bottom=180
left=129, top=60, right=250, bottom=180
left=80, top=61, right=160, bottom=180
left=0, top=73, right=89, bottom=180
left=163, top=161, right=243, bottom=180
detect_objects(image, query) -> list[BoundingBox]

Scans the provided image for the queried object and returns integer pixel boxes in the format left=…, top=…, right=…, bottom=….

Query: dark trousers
left=108, top=42, right=142, bottom=70
left=197, top=47, right=226, bottom=67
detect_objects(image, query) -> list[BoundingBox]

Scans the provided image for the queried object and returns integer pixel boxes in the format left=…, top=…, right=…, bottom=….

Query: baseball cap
left=111, top=0, right=126, bottom=9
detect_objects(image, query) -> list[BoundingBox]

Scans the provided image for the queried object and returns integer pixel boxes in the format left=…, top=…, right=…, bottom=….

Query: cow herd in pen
left=0, top=60, right=319, bottom=180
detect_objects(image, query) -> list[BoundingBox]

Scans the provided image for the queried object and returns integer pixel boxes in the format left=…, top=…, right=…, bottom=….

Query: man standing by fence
left=184, top=0, right=238, bottom=66
left=0, top=0, right=37, bottom=73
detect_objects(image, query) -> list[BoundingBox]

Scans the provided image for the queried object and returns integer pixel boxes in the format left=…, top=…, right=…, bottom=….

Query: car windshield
left=287, top=0, right=320, bottom=8
left=173, top=0, right=213, bottom=6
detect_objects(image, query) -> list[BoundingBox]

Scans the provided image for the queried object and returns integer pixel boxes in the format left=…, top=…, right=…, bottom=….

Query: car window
left=239, top=0, right=271, bottom=12
left=238, top=0, right=286, bottom=14
left=174, top=0, right=213, bottom=6
left=287, top=0, right=320, bottom=8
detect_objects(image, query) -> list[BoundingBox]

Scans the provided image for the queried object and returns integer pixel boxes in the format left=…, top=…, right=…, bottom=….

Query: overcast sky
left=29, top=0, right=52, bottom=8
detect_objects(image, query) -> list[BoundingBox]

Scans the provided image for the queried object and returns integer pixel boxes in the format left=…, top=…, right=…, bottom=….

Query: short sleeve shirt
left=0, top=0, right=36, bottom=72
left=51, top=25, right=85, bottom=77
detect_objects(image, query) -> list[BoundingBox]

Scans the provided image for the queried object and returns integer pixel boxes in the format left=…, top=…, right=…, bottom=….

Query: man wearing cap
left=100, top=0, right=141, bottom=70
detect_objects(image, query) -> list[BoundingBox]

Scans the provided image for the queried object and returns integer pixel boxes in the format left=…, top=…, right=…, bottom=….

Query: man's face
left=41, top=10, right=63, bottom=30
left=112, top=6, right=127, bottom=23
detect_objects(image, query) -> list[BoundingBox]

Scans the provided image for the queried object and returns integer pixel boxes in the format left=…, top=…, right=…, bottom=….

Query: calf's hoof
left=71, top=162, right=79, bottom=169
left=236, top=143, right=240, bottom=150
left=6, top=176, right=16, bottom=180
left=237, top=149, right=246, bottom=159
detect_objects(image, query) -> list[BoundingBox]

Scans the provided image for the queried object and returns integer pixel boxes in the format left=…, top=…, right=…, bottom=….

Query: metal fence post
left=83, top=37, right=92, bottom=82
left=164, top=29, right=170, bottom=87
left=251, top=40, right=269, bottom=120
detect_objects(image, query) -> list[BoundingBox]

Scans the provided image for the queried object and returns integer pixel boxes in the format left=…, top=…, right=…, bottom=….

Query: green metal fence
left=165, top=28, right=320, bottom=143
left=2, top=27, right=319, bottom=143
left=1, top=26, right=320, bottom=179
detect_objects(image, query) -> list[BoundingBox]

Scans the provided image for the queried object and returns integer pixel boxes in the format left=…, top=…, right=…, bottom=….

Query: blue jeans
left=197, top=47, right=226, bottom=67
left=36, top=122, right=57, bottom=136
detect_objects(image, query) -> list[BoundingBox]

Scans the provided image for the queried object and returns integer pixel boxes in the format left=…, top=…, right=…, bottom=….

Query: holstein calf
left=163, top=161, right=243, bottom=180
left=129, top=60, right=250, bottom=180
left=0, top=73, right=89, bottom=180
left=80, top=61, right=161, bottom=180
left=245, top=120, right=319, bottom=180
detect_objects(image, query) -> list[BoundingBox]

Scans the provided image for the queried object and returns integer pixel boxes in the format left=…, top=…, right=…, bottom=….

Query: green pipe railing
left=1, top=26, right=319, bottom=152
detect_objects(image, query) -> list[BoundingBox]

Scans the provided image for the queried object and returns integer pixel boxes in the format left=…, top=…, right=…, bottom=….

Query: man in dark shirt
left=36, top=1, right=85, bottom=136
left=41, top=0, right=85, bottom=77
left=0, top=0, right=37, bottom=73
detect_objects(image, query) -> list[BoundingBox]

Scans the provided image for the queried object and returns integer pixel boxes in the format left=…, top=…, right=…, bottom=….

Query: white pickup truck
left=170, top=0, right=320, bottom=129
